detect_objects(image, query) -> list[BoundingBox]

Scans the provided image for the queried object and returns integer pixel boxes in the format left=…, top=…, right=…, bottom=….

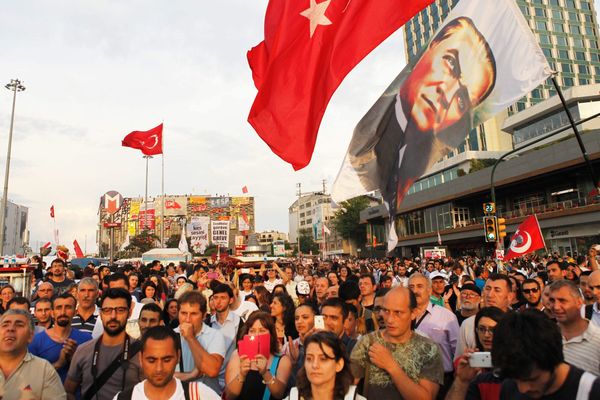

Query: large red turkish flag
left=122, top=123, right=163, bottom=156
left=248, top=0, right=432, bottom=170
left=504, top=215, right=546, bottom=261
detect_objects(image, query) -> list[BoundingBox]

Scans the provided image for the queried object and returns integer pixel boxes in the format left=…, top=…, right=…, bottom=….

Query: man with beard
left=522, top=278, right=544, bottom=311
left=113, top=326, right=220, bottom=400
left=33, top=298, right=53, bottom=333
left=46, top=259, right=75, bottom=296
left=29, top=293, right=92, bottom=382
left=65, top=288, right=142, bottom=400
left=454, top=283, right=480, bottom=325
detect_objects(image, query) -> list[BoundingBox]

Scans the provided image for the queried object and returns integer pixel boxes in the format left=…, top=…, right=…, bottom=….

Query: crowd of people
left=1, top=246, right=600, bottom=399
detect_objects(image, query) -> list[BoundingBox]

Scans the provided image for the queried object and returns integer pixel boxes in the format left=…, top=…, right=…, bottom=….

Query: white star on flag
left=300, top=0, right=332, bottom=38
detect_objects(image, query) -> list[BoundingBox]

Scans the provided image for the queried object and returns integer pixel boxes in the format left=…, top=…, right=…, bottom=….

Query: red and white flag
left=242, top=186, right=249, bottom=194
left=504, top=215, right=546, bottom=261
left=73, top=240, right=84, bottom=258
left=122, top=123, right=163, bottom=156
left=50, top=206, right=55, bottom=219
left=248, top=0, right=432, bottom=170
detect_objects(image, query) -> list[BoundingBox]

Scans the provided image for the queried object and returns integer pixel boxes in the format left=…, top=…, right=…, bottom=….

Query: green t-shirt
left=350, top=330, right=444, bottom=399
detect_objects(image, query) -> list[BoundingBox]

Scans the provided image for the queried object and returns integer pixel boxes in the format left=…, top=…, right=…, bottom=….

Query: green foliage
left=126, top=230, right=159, bottom=255
left=468, top=158, right=498, bottom=174
left=332, top=196, right=370, bottom=247
left=299, top=228, right=320, bottom=254
left=165, top=233, right=192, bottom=251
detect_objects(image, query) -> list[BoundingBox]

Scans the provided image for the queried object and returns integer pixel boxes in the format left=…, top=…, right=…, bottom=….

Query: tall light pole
left=0, top=79, right=25, bottom=256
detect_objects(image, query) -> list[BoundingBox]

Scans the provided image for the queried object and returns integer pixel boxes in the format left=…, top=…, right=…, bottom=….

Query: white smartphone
left=314, top=315, right=325, bottom=330
left=469, top=352, right=492, bottom=368
left=241, top=268, right=250, bottom=274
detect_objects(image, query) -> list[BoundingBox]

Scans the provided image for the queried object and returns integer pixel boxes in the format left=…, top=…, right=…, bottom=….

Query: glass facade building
left=401, top=0, right=600, bottom=193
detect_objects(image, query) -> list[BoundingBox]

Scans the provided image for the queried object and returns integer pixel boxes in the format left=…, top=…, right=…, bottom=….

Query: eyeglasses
left=100, top=306, right=129, bottom=315
left=373, top=306, right=382, bottom=313
left=477, top=326, right=495, bottom=335
left=522, top=288, right=539, bottom=294
left=461, top=292, right=479, bottom=298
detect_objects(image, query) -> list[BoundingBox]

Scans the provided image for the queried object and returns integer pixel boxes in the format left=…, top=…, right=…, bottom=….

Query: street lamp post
left=0, top=79, right=25, bottom=256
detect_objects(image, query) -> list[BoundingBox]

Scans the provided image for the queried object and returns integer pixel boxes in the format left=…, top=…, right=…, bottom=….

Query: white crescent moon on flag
left=510, top=231, right=532, bottom=254
left=145, top=134, right=159, bottom=149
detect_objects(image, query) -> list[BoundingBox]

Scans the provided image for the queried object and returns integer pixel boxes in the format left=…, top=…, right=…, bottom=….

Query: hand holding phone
left=468, top=352, right=492, bottom=368
left=314, top=315, right=325, bottom=330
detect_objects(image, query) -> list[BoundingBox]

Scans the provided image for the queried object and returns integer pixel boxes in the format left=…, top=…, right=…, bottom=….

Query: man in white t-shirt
left=113, top=326, right=220, bottom=400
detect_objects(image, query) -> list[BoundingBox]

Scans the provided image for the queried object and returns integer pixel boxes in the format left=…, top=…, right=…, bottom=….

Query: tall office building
left=401, top=0, right=600, bottom=194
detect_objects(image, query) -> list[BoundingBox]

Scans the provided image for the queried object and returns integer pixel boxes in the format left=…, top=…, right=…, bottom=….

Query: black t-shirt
left=499, top=365, right=600, bottom=399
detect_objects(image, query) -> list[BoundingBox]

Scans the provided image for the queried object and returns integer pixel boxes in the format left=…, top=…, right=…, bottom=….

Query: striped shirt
left=71, top=306, right=99, bottom=334
left=563, top=320, right=600, bottom=376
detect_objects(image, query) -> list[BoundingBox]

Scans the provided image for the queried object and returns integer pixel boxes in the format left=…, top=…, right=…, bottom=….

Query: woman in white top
left=286, top=331, right=365, bottom=400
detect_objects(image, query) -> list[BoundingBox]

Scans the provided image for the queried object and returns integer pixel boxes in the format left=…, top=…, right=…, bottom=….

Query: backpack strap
left=262, top=355, right=282, bottom=400
left=585, top=304, right=594, bottom=320
left=576, top=371, right=596, bottom=400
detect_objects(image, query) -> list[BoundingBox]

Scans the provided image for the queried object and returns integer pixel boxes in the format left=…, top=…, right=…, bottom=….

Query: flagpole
left=550, top=76, right=599, bottom=190
left=143, top=155, right=152, bottom=231
left=161, top=155, right=165, bottom=248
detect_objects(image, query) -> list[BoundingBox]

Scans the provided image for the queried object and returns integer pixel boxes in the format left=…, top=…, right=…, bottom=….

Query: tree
left=468, top=158, right=498, bottom=173
left=165, top=233, right=191, bottom=250
left=332, top=196, right=371, bottom=248
left=126, top=230, right=159, bottom=255
left=298, top=228, right=320, bottom=255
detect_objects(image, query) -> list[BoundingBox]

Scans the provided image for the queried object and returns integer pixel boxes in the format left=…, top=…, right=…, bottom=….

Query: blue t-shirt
left=475, top=278, right=486, bottom=291
left=29, top=327, right=92, bottom=382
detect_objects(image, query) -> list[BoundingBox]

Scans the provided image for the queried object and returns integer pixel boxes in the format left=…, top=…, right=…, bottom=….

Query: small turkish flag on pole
left=504, top=215, right=546, bottom=261
left=122, top=123, right=163, bottom=156
left=242, top=186, right=248, bottom=194
left=50, top=206, right=55, bottom=219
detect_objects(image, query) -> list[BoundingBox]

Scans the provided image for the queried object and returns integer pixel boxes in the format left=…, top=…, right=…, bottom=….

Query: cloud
left=0, top=0, right=408, bottom=252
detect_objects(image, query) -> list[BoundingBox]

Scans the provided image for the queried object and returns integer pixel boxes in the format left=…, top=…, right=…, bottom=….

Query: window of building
left=562, top=63, right=573, bottom=72
left=581, top=0, right=591, bottom=10
left=542, top=48, right=553, bottom=58
left=537, top=21, right=548, bottom=31
left=563, top=77, right=574, bottom=86
left=578, top=64, right=589, bottom=74
left=559, top=49, right=570, bottom=59
left=552, top=10, right=563, bottom=19
left=595, top=66, right=600, bottom=75
left=300, top=212, right=305, bottom=218
left=565, top=0, right=576, bottom=8
left=549, top=0, right=560, bottom=5
left=576, top=51, right=586, bottom=60
left=579, top=77, right=589, bottom=84
left=570, top=24, right=581, bottom=34
left=519, top=5, right=529, bottom=15
left=568, top=12, right=579, bottom=21
left=306, top=218, right=312, bottom=224
left=553, top=23, right=565, bottom=32
left=467, top=128, right=479, bottom=151
left=586, top=26, right=596, bottom=36
left=589, top=40, right=599, bottom=49
left=535, top=8, right=546, bottom=17
left=584, top=14, right=593, bottom=23
left=573, top=38, right=585, bottom=48
left=539, top=34, right=551, bottom=44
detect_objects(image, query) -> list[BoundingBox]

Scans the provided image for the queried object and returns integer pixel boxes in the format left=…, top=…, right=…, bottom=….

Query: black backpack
left=117, top=381, right=191, bottom=400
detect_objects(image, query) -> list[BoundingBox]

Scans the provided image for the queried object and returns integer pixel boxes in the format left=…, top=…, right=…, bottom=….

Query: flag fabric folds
left=248, top=0, right=433, bottom=170
left=178, top=223, right=189, bottom=254
left=50, top=206, right=55, bottom=219
left=331, top=0, right=552, bottom=252
left=242, top=186, right=249, bottom=194
left=122, top=123, right=163, bottom=156
left=73, top=240, right=84, bottom=258
left=504, top=215, right=546, bottom=261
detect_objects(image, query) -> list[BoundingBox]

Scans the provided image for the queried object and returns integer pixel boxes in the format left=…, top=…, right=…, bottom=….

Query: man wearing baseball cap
left=455, top=283, right=481, bottom=325
left=429, top=271, right=449, bottom=307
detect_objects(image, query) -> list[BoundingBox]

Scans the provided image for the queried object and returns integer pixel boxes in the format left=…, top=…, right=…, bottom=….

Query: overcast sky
left=15, top=1, right=577, bottom=254
left=0, top=0, right=411, bottom=253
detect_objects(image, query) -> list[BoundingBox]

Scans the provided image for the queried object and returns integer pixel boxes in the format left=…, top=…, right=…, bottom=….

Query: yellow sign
left=189, top=196, right=207, bottom=205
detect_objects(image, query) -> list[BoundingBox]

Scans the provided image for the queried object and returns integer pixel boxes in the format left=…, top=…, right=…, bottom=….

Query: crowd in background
left=1, top=245, right=600, bottom=399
